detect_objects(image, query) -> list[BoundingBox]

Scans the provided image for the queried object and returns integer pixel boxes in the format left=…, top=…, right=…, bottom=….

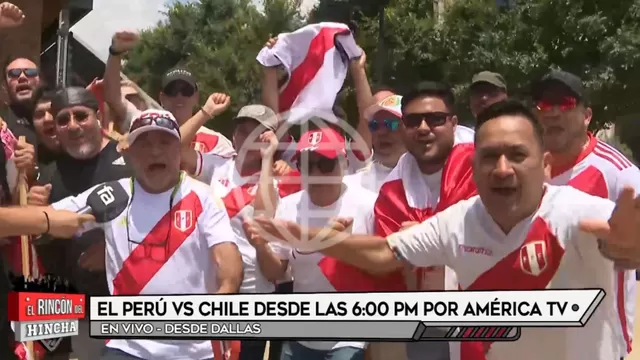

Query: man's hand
left=259, top=130, right=279, bottom=159
left=400, top=221, right=419, bottom=231
left=328, top=217, right=354, bottom=232
left=111, top=31, right=139, bottom=54
left=243, top=216, right=297, bottom=244
left=202, top=93, right=231, bottom=118
left=264, top=37, right=278, bottom=48
left=0, top=2, right=23, bottom=29
left=13, top=140, right=34, bottom=172
left=47, top=210, right=95, bottom=238
left=273, top=160, right=293, bottom=176
left=78, top=241, right=105, bottom=271
left=28, top=184, right=51, bottom=206
left=349, top=50, right=367, bottom=71
left=579, top=186, right=640, bottom=268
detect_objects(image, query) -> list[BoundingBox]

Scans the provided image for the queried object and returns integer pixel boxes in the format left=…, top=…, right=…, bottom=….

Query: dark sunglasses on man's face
left=402, top=112, right=451, bottom=129
left=535, top=96, right=577, bottom=112
left=55, top=111, right=90, bottom=127
left=130, top=114, right=180, bottom=133
left=163, top=83, right=195, bottom=97
left=368, top=118, right=400, bottom=132
left=297, top=156, right=338, bottom=174
left=6, top=68, right=38, bottom=79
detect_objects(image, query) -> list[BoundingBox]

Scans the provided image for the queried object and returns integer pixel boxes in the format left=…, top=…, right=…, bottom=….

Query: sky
left=72, top=0, right=319, bottom=62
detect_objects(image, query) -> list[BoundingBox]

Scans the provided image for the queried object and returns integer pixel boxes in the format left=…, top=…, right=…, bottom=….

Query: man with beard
left=468, top=71, right=508, bottom=122
left=0, top=55, right=40, bottom=148
left=27, top=87, right=131, bottom=360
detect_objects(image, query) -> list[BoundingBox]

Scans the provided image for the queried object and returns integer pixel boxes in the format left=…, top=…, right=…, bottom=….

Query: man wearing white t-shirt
left=246, top=100, right=636, bottom=360
left=51, top=109, right=243, bottom=360
left=244, top=126, right=377, bottom=360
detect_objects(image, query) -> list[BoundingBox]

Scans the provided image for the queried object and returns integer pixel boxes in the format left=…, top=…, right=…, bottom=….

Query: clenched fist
left=202, top=93, right=231, bottom=118
left=28, top=184, right=51, bottom=206
left=111, top=31, right=139, bottom=54
left=0, top=2, right=24, bottom=29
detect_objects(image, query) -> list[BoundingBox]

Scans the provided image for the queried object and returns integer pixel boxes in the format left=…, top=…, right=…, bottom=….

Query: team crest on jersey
left=519, top=240, right=548, bottom=276
left=40, top=338, right=62, bottom=352
left=174, top=210, right=194, bottom=232
left=192, top=141, right=207, bottom=152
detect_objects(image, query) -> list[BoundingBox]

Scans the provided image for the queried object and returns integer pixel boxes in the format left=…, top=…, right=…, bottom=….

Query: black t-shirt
left=35, top=141, right=131, bottom=357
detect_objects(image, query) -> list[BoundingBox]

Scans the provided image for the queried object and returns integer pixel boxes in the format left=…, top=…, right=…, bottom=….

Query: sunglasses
left=368, top=118, right=400, bottom=132
left=6, top=68, right=38, bottom=79
left=163, top=83, right=195, bottom=97
left=535, top=97, right=577, bottom=112
left=130, top=114, right=180, bottom=134
left=402, top=112, right=451, bottom=129
left=55, top=111, right=90, bottom=126
left=297, top=156, right=338, bottom=174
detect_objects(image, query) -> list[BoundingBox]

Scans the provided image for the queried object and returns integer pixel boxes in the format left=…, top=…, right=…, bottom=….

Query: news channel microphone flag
left=76, top=181, right=130, bottom=223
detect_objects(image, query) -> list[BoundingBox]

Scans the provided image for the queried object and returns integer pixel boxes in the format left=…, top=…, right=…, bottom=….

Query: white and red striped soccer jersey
left=272, top=181, right=376, bottom=351
left=52, top=174, right=237, bottom=359
left=388, top=185, right=622, bottom=360
left=548, top=133, right=639, bottom=355
left=195, top=152, right=299, bottom=293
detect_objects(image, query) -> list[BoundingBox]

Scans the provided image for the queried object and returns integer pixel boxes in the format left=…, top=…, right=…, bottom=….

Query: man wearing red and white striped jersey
left=532, top=70, right=639, bottom=358
left=245, top=100, right=636, bottom=360
left=51, top=109, right=243, bottom=360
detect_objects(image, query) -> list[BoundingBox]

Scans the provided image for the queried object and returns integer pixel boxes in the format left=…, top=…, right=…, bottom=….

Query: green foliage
left=124, top=0, right=303, bottom=136
left=125, top=0, right=640, bottom=136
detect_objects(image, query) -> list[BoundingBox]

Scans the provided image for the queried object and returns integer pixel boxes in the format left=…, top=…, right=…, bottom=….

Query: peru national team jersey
left=548, top=134, right=639, bottom=355
left=272, top=181, right=376, bottom=351
left=52, top=174, right=236, bottom=360
left=195, top=152, right=298, bottom=293
left=388, top=185, right=622, bottom=360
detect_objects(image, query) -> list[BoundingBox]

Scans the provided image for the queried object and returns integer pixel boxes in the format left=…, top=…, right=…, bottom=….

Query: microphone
left=77, top=180, right=130, bottom=223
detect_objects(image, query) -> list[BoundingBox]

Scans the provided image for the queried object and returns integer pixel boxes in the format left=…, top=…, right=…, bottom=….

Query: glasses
left=55, top=110, right=90, bottom=126
left=402, top=112, right=451, bottom=129
left=130, top=113, right=180, bottom=134
left=6, top=68, right=38, bottom=79
left=297, top=156, right=338, bottom=174
left=368, top=118, right=400, bottom=132
left=535, top=97, right=577, bottom=112
left=163, top=83, right=195, bottom=97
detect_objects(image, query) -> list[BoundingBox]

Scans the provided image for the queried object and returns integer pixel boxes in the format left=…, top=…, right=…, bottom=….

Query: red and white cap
left=363, top=94, right=403, bottom=120
left=296, top=127, right=346, bottom=159
left=127, top=109, right=181, bottom=145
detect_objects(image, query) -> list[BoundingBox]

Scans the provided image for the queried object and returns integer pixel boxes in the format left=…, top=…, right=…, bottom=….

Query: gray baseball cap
left=235, top=104, right=278, bottom=131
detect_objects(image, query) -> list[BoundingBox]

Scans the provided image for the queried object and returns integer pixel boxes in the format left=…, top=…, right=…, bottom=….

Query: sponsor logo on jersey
left=519, top=240, right=548, bottom=276
left=112, top=156, right=126, bottom=165
left=174, top=210, right=194, bottom=232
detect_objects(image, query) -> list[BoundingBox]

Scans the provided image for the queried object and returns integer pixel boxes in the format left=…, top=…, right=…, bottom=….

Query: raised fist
left=111, top=31, right=140, bottom=54
left=0, top=2, right=24, bottom=29
left=202, top=93, right=231, bottom=118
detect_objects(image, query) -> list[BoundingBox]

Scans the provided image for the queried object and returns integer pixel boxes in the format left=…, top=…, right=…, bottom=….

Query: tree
left=123, top=0, right=303, bottom=136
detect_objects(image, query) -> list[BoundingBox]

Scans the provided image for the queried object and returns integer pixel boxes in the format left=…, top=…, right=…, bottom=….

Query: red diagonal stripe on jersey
left=278, top=27, right=349, bottom=112
left=222, top=182, right=258, bottom=219
left=112, top=191, right=203, bottom=295
left=460, top=217, right=563, bottom=360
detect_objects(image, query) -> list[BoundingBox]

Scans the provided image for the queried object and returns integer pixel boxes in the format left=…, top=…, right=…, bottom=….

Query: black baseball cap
left=531, top=70, right=585, bottom=101
left=161, top=68, right=198, bottom=90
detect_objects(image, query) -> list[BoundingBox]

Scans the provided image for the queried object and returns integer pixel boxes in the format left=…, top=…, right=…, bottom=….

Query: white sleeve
left=195, top=152, right=225, bottom=184
left=50, top=184, right=102, bottom=234
left=386, top=215, right=449, bottom=268
left=616, top=165, right=640, bottom=197
left=211, top=134, right=236, bottom=158
left=199, top=192, right=236, bottom=248
left=272, top=200, right=293, bottom=260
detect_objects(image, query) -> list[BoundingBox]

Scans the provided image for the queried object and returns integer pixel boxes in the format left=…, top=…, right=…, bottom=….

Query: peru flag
left=256, top=22, right=362, bottom=124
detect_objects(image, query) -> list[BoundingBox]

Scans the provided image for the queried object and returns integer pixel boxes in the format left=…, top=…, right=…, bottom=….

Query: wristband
left=200, top=107, right=213, bottom=118
left=42, top=211, right=50, bottom=235
left=108, top=46, right=125, bottom=56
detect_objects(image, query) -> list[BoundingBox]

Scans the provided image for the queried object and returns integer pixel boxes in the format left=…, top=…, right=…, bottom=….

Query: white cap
left=127, top=109, right=180, bottom=145
left=363, top=95, right=403, bottom=120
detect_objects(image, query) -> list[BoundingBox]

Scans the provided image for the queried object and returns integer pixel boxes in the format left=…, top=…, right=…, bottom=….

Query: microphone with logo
left=76, top=181, right=129, bottom=223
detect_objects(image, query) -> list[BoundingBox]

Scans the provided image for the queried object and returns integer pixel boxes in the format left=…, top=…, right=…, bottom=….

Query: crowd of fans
left=0, top=2, right=639, bottom=360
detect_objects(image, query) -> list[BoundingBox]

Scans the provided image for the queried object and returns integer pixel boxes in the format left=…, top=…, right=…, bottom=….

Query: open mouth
left=147, top=163, right=167, bottom=172
left=43, top=126, right=55, bottom=137
left=15, top=84, right=31, bottom=95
